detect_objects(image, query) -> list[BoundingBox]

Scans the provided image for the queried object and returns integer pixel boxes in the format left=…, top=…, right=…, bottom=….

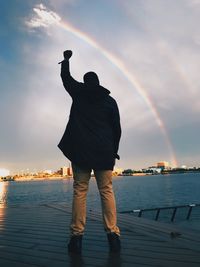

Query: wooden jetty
left=0, top=203, right=200, bottom=267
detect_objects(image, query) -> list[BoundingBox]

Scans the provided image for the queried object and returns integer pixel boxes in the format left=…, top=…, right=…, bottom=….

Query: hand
left=63, top=50, right=72, bottom=60
left=58, top=50, right=72, bottom=64
left=116, top=154, right=120, bottom=160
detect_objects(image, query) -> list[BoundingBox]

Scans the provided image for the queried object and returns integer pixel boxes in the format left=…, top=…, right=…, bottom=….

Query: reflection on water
left=0, top=182, right=8, bottom=205
left=0, top=182, right=9, bottom=230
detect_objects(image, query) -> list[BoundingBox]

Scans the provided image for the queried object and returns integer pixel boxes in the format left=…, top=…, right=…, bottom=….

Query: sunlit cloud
left=25, top=3, right=61, bottom=29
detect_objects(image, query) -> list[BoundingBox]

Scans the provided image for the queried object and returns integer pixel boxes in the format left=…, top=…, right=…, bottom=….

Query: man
left=58, top=50, right=121, bottom=254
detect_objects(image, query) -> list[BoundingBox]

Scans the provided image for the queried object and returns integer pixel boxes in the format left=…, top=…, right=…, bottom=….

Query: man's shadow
left=69, top=254, right=85, bottom=267
left=106, top=253, right=122, bottom=267
left=69, top=252, right=122, bottom=267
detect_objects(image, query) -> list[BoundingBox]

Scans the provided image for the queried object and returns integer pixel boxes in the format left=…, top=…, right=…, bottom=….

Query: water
left=0, top=173, right=200, bottom=230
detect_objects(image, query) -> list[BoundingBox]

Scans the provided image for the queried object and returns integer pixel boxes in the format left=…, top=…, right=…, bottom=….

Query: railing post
left=155, top=209, right=160, bottom=221
left=171, top=207, right=177, bottom=222
left=138, top=210, right=142, bottom=217
left=186, top=204, right=195, bottom=220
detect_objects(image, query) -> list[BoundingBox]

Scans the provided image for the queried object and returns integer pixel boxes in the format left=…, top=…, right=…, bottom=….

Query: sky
left=1, top=0, right=200, bottom=173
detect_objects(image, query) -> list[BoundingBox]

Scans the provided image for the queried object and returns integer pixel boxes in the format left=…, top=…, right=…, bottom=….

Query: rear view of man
left=58, top=50, right=121, bottom=254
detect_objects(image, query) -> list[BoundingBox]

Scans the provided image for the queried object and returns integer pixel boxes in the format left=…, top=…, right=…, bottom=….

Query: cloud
left=188, top=0, right=200, bottom=7
left=25, top=3, right=61, bottom=29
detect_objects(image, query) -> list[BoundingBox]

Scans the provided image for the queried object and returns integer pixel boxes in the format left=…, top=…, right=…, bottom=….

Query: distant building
left=60, top=166, right=73, bottom=176
left=181, top=165, right=187, bottom=169
left=44, top=170, right=52, bottom=175
left=61, top=167, right=68, bottom=176
left=157, top=161, right=170, bottom=170
left=112, top=168, right=123, bottom=176
left=122, top=169, right=134, bottom=176
left=148, top=166, right=162, bottom=174
left=67, top=167, right=72, bottom=176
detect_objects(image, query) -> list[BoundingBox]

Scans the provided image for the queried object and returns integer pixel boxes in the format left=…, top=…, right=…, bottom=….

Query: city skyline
left=1, top=1, right=200, bottom=173
left=1, top=160, right=200, bottom=177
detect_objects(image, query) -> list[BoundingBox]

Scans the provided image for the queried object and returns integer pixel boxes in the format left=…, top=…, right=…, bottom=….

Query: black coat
left=58, top=60, right=121, bottom=170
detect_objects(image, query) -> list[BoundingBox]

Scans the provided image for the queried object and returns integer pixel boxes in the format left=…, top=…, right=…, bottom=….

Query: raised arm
left=60, top=51, right=82, bottom=98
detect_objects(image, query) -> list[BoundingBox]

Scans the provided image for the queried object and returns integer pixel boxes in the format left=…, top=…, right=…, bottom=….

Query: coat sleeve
left=60, top=60, right=82, bottom=98
left=110, top=100, right=121, bottom=159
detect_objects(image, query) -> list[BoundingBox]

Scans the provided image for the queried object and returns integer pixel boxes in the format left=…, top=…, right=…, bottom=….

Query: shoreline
left=1, top=171, right=200, bottom=182
left=14, top=176, right=73, bottom=182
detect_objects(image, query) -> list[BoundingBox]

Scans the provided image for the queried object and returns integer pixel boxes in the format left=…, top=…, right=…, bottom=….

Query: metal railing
left=120, top=203, right=200, bottom=222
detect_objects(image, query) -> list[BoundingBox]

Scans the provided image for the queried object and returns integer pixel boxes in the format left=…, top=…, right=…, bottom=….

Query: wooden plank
left=0, top=250, right=69, bottom=267
left=0, top=203, right=200, bottom=267
left=0, top=234, right=67, bottom=248
left=0, top=258, right=39, bottom=267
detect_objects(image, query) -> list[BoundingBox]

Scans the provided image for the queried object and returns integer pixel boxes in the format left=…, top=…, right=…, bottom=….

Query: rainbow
left=59, top=20, right=178, bottom=167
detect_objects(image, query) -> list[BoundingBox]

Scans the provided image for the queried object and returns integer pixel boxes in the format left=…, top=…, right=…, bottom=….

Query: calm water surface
left=0, top=173, right=200, bottom=229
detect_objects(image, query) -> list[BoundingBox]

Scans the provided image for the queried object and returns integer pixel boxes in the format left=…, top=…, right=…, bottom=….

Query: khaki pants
left=70, top=163, right=120, bottom=236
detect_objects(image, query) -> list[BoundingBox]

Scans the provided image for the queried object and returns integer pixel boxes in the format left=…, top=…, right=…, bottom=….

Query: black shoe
left=68, top=235, right=82, bottom=254
left=107, top=233, right=121, bottom=253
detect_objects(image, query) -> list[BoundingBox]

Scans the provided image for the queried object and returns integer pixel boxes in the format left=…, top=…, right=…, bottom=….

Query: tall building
left=67, top=167, right=72, bottom=176
left=61, top=167, right=68, bottom=176
left=157, top=161, right=170, bottom=170
left=60, top=166, right=73, bottom=176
